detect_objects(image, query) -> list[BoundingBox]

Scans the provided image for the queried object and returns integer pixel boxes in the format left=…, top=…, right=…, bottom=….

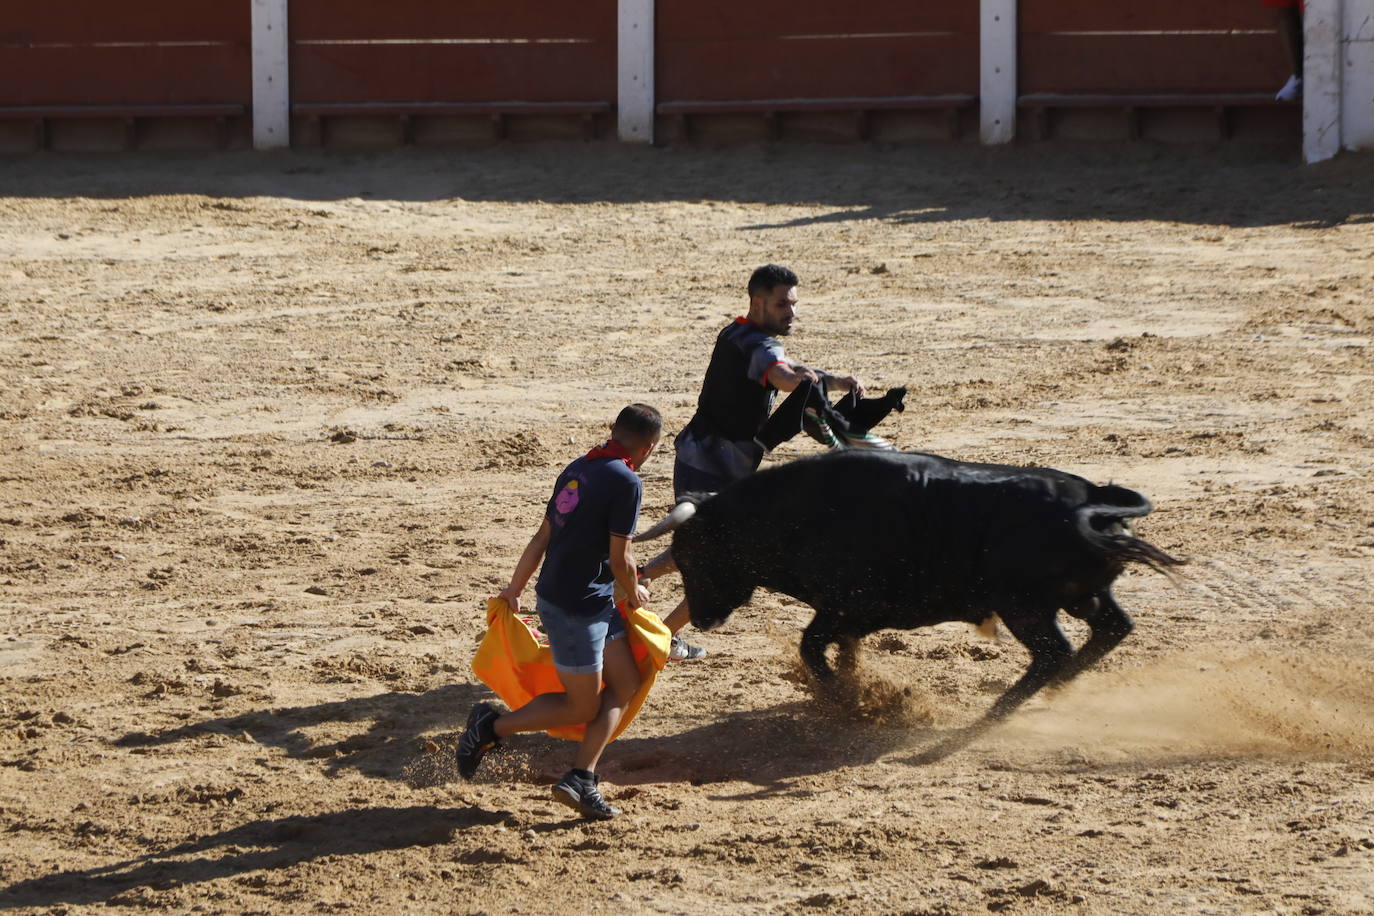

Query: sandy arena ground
left=1, top=142, right=1372, bottom=915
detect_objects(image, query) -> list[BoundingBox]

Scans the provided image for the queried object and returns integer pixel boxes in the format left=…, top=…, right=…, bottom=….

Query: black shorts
left=673, top=455, right=742, bottom=499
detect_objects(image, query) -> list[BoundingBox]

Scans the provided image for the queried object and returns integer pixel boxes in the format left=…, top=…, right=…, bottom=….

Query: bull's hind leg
left=834, top=635, right=861, bottom=675
left=1049, top=591, right=1134, bottom=688
left=800, top=617, right=844, bottom=687
left=985, top=609, right=1074, bottom=720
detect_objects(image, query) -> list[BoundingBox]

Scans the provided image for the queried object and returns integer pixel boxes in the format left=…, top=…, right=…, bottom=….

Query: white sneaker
left=1275, top=74, right=1302, bottom=102
left=842, top=429, right=895, bottom=450
left=669, top=635, right=707, bottom=661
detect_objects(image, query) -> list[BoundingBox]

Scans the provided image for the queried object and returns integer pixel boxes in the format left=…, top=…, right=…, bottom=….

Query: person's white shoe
left=1275, top=74, right=1302, bottom=103
left=843, top=429, right=895, bottom=450
left=669, top=635, right=708, bottom=661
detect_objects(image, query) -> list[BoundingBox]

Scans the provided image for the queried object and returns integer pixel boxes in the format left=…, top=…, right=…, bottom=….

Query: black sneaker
left=455, top=702, right=501, bottom=780
left=552, top=769, right=620, bottom=820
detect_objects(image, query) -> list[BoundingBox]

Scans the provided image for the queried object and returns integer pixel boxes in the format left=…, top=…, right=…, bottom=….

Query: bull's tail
left=1076, top=485, right=1185, bottom=578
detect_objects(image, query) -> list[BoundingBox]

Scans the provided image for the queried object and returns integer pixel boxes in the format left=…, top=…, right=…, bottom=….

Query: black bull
left=637, top=449, right=1183, bottom=723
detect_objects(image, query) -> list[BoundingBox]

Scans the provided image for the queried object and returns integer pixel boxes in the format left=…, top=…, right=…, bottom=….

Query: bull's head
left=637, top=495, right=758, bottom=633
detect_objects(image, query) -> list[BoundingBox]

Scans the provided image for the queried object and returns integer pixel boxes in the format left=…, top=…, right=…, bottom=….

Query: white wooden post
left=980, top=0, right=1017, bottom=144
left=1341, top=0, right=1374, bottom=149
left=1304, top=0, right=1343, bottom=162
left=252, top=0, right=291, bottom=149
left=618, top=0, right=654, bottom=143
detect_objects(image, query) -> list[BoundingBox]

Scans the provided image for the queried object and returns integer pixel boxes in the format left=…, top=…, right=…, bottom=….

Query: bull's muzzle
left=690, top=613, right=726, bottom=632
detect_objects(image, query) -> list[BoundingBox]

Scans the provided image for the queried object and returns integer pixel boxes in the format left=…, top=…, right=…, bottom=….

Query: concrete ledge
left=291, top=101, right=613, bottom=142
left=1017, top=93, right=1290, bottom=140
left=656, top=95, right=977, bottom=140
left=1018, top=92, right=1285, bottom=108
left=0, top=104, right=246, bottom=149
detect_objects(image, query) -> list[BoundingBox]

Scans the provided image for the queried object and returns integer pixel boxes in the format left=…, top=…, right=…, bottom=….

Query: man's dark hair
left=748, top=264, right=799, bottom=298
left=613, top=403, right=663, bottom=446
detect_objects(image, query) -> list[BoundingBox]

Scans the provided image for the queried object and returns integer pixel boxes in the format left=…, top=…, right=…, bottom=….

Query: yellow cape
left=471, top=596, right=671, bottom=742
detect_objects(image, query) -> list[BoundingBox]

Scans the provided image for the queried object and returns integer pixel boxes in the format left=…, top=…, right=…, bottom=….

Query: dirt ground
left=1, top=141, right=1372, bottom=915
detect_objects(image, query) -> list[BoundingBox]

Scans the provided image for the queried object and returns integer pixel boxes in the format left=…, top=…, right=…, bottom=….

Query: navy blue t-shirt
left=534, top=455, right=642, bottom=618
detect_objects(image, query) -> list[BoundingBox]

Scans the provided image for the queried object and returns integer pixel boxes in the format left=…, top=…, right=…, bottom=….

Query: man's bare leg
left=664, top=598, right=706, bottom=660
left=634, top=550, right=706, bottom=660
left=638, top=547, right=676, bottom=582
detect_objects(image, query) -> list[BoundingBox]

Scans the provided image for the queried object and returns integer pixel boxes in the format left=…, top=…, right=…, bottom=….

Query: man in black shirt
left=655, top=264, right=883, bottom=660
left=672, top=264, right=867, bottom=497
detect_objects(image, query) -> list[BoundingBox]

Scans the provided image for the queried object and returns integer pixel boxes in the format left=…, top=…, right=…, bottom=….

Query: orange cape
left=471, top=596, right=671, bottom=742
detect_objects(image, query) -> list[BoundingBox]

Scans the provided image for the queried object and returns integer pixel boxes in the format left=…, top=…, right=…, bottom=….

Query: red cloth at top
left=1260, top=0, right=1303, bottom=9
left=585, top=439, right=638, bottom=471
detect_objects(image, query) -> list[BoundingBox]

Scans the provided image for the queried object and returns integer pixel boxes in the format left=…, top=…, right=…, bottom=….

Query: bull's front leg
left=984, top=610, right=1074, bottom=720
left=638, top=547, right=677, bottom=582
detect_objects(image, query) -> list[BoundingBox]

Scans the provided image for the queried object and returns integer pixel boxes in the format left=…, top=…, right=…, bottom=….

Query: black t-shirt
left=688, top=318, right=787, bottom=442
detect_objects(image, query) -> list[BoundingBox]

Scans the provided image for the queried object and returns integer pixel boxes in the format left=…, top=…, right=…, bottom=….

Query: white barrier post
left=1341, top=0, right=1374, bottom=149
left=980, top=0, right=1017, bottom=144
left=252, top=0, right=290, bottom=149
left=618, top=0, right=654, bottom=143
left=1303, top=0, right=1343, bottom=162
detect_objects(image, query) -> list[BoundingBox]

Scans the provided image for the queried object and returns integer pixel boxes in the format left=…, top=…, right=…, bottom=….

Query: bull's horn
left=634, top=501, right=696, bottom=542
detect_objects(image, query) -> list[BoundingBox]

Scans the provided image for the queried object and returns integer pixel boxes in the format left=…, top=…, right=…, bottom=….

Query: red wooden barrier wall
left=0, top=0, right=1297, bottom=146
left=655, top=0, right=979, bottom=102
left=0, top=1, right=249, bottom=106
left=288, top=0, right=617, bottom=104
left=1019, top=0, right=1289, bottom=94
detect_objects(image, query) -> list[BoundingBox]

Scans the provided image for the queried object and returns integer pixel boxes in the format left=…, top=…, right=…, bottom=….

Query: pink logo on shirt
left=554, top=479, right=581, bottom=515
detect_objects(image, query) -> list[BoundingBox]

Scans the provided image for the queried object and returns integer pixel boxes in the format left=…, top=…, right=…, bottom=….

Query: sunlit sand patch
left=993, top=650, right=1374, bottom=761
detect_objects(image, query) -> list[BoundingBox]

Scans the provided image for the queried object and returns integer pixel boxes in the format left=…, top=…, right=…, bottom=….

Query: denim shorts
left=536, top=595, right=626, bottom=675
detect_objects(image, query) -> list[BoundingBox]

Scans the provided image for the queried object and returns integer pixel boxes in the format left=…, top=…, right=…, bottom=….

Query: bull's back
left=686, top=449, right=1137, bottom=617
left=682, top=451, right=995, bottom=612
left=678, top=451, right=922, bottom=606
left=902, top=451, right=1157, bottom=604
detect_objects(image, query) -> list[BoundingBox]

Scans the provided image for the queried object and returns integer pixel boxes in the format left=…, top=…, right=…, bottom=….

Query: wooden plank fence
left=0, top=0, right=1299, bottom=150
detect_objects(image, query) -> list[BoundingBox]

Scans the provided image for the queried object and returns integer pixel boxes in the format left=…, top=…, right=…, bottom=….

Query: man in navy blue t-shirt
left=536, top=445, right=644, bottom=622
left=456, top=404, right=661, bottom=821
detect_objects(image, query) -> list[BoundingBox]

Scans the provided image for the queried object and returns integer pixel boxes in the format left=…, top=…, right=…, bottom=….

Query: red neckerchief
left=585, top=439, right=637, bottom=471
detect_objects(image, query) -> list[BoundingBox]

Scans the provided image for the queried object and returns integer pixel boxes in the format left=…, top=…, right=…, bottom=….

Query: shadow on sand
left=0, top=803, right=512, bottom=909
left=2, top=142, right=1368, bottom=231
left=0, top=685, right=993, bottom=908
left=114, top=679, right=976, bottom=795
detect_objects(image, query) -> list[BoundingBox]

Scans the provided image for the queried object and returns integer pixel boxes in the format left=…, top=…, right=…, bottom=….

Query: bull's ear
left=835, top=386, right=907, bottom=432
